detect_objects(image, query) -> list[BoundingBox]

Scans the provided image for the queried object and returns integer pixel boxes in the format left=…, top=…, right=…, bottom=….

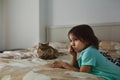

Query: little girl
left=51, top=24, right=120, bottom=80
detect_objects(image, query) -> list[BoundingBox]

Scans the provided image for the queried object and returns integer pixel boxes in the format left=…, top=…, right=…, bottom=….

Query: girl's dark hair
left=68, top=24, right=99, bottom=49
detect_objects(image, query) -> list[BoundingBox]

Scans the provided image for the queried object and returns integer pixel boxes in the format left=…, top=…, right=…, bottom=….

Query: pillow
left=106, top=51, right=120, bottom=58
left=99, top=40, right=120, bottom=58
left=99, top=40, right=120, bottom=51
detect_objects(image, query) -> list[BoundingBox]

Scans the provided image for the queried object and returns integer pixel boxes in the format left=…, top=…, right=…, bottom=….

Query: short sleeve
left=81, top=50, right=96, bottom=66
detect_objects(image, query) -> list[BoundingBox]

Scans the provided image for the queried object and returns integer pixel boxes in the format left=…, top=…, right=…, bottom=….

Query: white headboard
left=47, top=23, right=120, bottom=42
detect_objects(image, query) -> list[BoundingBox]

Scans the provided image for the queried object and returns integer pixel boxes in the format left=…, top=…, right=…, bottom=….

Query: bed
left=0, top=23, right=120, bottom=80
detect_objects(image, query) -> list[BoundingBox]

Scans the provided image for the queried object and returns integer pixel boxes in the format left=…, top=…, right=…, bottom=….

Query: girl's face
left=69, top=34, right=87, bottom=52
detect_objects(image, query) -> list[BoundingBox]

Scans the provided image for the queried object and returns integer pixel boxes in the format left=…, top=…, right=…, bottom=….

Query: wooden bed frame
left=47, top=22, right=120, bottom=42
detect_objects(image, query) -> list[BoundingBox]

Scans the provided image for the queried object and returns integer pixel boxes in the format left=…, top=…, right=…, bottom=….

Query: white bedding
left=0, top=48, right=105, bottom=80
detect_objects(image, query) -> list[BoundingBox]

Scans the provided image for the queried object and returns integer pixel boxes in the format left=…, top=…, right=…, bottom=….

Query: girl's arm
left=79, top=65, right=91, bottom=72
left=63, top=62, right=91, bottom=72
left=52, top=61, right=91, bottom=72
left=68, top=45, right=78, bottom=68
left=71, top=55, right=78, bottom=68
left=51, top=61, right=79, bottom=72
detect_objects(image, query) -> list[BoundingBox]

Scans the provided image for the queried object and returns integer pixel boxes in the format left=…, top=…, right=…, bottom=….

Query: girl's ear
left=85, top=41, right=91, bottom=47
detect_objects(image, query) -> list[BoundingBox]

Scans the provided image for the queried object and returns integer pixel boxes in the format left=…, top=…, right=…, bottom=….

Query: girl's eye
left=69, top=38, right=78, bottom=42
left=74, top=38, right=78, bottom=41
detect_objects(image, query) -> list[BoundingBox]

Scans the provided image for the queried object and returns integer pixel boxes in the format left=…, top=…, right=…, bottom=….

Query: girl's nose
left=70, top=42, right=75, bottom=46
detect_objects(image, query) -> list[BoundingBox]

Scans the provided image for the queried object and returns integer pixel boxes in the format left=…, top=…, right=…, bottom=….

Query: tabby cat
left=37, top=42, right=59, bottom=60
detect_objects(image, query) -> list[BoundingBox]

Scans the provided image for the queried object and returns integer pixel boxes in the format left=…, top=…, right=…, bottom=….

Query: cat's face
left=37, top=42, right=58, bottom=60
left=38, top=42, right=49, bottom=50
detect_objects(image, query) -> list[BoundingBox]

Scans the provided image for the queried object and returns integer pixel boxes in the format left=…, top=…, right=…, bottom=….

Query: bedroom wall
left=1, top=0, right=120, bottom=50
left=0, top=0, right=4, bottom=50
left=47, top=0, right=120, bottom=25
left=39, top=0, right=48, bottom=42
left=0, top=0, right=2, bottom=49
left=1, top=0, right=40, bottom=50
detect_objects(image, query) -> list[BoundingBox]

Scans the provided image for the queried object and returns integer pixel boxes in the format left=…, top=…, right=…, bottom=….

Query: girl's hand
left=68, top=45, right=77, bottom=57
left=51, top=61, right=64, bottom=68
left=51, top=61, right=80, bottom=72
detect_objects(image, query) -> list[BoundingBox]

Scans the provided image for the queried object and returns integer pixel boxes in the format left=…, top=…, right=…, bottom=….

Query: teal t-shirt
left=77, top=46, right=120, bottom=80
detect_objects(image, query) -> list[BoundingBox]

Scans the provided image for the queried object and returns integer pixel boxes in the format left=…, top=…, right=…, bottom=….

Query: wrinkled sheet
left=0, top=51, right=105, bottom=80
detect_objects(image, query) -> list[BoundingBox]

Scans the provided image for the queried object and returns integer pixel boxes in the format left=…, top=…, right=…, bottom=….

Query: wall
left=0, top=0, right=1, bottom=32
left=0, top=0, right=120, bottom=50
left=0, top=0, right=4, bottom=50
left=2, top=0, right=40, bottom=50
left=39, top=0, right=48, bottom=42
left=47, top=0, right=120, bottom=25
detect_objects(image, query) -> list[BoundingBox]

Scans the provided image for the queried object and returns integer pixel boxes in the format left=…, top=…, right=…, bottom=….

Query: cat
left=37, top=42, right=59, bottom=60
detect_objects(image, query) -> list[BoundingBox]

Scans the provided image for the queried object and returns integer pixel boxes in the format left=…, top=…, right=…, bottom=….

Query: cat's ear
left=46, top=42, right=49, bottom=45
left=39, top=42, right=42, bottom=46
